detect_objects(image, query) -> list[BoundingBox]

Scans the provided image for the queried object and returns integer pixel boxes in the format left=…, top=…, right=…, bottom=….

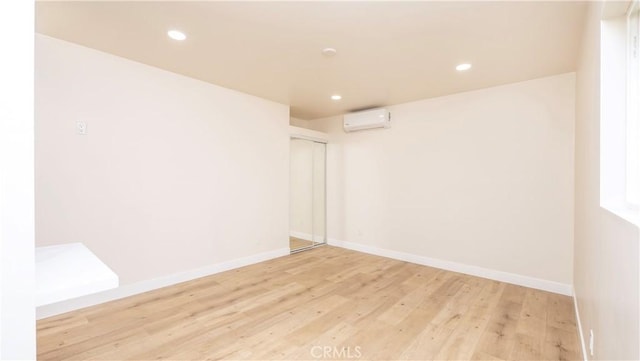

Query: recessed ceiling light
left=322, top=48, right=337, bottom=57
left=167, top=30, right=187, bottom=41
left=456, top=63, right=472, bottom=71
left=331, top=95, right=342, bottom=100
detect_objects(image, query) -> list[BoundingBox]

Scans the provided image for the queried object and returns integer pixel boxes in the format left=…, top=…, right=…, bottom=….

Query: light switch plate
left=76, top=121, right=87, bottom=135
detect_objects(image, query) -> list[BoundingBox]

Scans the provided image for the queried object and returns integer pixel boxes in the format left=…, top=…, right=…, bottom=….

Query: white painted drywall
left=290, top=117, right=312, bottom=129
left=35, top=35, right=290, bottom=289
left=0, top=0, right=36, bottom=359
left=573, top=2, right=640, bottom=359
left=308, top=73, right=575, bottom=287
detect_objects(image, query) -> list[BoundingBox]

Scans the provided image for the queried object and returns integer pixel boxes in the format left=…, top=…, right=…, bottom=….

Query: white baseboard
left=38, top=239, right=574, bottom=319
left=328, top=238, right=573, bottom=296
left=573, top=286, right=589, bottom=361
left=36, top=247, right=290, bottom=320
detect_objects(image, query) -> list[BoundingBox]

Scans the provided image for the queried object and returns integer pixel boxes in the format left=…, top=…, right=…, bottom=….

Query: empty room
left=0, top=0, right=639, bottom=360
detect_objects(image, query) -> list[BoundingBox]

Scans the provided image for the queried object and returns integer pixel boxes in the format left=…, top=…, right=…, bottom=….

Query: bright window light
left=626, top=2, right=640, bottom=207
left=600, top=0, right=640, bottom=225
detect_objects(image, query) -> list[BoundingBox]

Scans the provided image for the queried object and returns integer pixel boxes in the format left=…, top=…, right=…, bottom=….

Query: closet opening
left=289, top=136, right=326, bottom=253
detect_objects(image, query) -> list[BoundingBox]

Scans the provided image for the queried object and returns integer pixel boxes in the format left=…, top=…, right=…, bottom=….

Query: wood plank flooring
left=37, top=246, right=581, bottom=360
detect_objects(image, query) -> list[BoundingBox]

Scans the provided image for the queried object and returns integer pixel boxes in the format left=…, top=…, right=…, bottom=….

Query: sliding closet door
left=289, top=138, right=314, bottom=251
left=312, top=141, right=326, bottom=246
left=289, top=137, right=326, bottom=252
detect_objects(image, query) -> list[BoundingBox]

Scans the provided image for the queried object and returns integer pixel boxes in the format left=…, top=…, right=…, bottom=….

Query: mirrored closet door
left=289, top=137, right=326, bottom=253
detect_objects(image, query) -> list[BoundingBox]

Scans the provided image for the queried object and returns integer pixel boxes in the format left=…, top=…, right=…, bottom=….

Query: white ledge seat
left=36, top=243, right=119, bottom=307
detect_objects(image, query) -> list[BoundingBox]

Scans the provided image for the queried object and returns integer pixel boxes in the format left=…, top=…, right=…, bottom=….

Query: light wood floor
left=290, top=236, right=314, bottom=251
left=37, top=246, right=581, bottom=361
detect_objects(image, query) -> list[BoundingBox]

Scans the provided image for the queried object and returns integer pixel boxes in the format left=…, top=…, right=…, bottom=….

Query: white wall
left=290, top=117, right=311, bottom=129
left=35, top=34, right=290, bottom=291
left=309, top=73, right=575, bottom=291
left=574, top=2, right=640, bottom=360
left=0, top=0, right=36, bottom=359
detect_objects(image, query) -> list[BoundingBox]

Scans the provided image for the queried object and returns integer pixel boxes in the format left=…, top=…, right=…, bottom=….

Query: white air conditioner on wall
left=343, top=108, right=391, bottom=132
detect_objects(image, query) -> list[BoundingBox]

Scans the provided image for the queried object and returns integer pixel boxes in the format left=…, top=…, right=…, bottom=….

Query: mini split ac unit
left=343, top=108, right=391, bottom=132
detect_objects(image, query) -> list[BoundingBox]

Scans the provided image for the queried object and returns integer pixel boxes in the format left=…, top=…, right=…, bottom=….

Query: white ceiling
left=36, top=1, right=587, bottom=120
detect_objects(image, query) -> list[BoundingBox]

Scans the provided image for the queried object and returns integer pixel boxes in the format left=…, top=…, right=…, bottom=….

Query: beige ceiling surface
left=36, top=1, right=587, bottom=120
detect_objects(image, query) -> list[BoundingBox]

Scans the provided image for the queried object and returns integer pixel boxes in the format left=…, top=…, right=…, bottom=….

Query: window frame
left=599, top=0, right=640, bottom=226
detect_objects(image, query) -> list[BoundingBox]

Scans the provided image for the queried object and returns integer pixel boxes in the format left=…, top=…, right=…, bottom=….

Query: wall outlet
left=76, top=120, right=87, bottom=135
left=589, top=329, right=594, bottom=356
